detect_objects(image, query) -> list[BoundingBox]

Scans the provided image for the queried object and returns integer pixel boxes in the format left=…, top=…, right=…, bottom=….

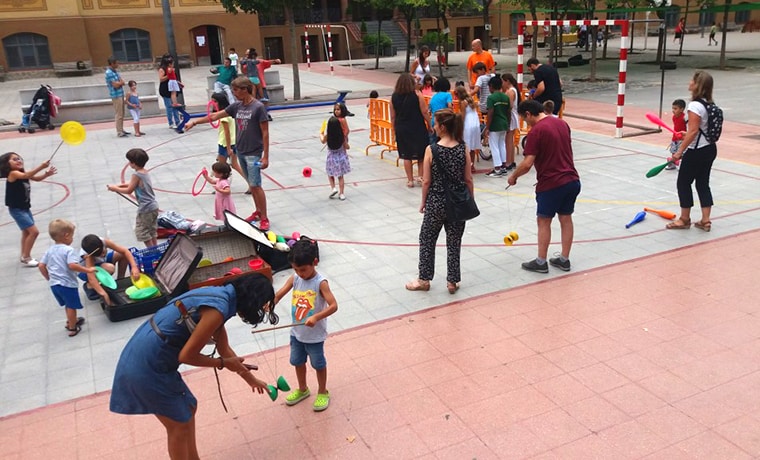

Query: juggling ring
left=191, top=170, right=207, bottom=196
left=207, top=100, right=220, bottom=129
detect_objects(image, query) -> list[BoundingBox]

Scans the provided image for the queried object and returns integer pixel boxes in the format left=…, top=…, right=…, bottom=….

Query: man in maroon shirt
left=507, top=100, right=581, bottom=273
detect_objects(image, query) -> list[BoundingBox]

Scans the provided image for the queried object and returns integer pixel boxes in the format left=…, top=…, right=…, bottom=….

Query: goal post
left=517, top=19, right=630, bottom=138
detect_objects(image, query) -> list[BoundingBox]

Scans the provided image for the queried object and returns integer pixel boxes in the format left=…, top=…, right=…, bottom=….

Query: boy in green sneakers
left=274, top=239, right=338, bottom=411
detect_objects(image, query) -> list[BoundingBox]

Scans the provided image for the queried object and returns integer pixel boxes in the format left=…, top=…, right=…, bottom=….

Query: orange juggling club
left=644, top=207, right=676, bottom=220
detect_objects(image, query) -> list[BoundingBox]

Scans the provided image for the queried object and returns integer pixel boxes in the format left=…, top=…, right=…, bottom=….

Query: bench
left=153, top=55, right=193, bottom=69
left=20, top=81, right=160, bottom=124
left=205, top=70, right=285, bottom=103
left=53, top=61, right=93, bottom=78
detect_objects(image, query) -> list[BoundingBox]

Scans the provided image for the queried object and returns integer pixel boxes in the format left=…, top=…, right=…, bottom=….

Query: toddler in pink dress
left=202, top=162, right=236, bottom=220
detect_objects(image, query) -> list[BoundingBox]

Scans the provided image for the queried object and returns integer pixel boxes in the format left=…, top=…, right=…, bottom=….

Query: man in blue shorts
left=507, top=100, right=581, bottom=273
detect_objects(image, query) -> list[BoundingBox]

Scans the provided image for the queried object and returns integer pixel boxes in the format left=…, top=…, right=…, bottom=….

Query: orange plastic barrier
left=365, top=98, right=398, bottom=161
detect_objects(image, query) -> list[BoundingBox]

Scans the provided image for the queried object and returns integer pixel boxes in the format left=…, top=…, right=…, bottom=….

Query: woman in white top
left=501, top=73, right=521, bottom=170
left=410, top=45, right=431, bottom=85
left=668, top=70, right=718, bottom=232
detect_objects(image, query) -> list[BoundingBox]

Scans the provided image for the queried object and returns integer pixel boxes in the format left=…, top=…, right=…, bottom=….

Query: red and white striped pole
left=616, top=20, right=630, bottom=138
left=517, top=22, right=525, bottom=93
left=304, top=26, right=311, bottom=70
left=327, top=25, right=334, bottom=76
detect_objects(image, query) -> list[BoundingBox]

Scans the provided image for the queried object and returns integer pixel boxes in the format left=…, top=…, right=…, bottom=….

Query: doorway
left=456, top=27, right=469, bottom=51
left=191, top=25, right=224, bottom=66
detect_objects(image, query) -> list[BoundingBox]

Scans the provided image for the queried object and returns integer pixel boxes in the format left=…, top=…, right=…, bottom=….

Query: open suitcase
left=187, top=213, right=273, bottom=289
left=100, top=233, right=203, bottom=322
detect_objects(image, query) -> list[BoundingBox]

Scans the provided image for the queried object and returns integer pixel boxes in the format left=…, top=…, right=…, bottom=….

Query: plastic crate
left=130, top=238, right=172, bottom=275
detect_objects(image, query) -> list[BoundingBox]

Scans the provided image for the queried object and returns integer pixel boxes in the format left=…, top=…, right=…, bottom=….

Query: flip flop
left=66, top=325, right=81, bottom=337
left=64, top=317, right=86, bottom=329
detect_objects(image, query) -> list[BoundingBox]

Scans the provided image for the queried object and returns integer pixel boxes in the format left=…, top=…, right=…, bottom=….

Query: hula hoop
left=191, top=170, right=207, bottom=196
left=207, top=100, right=220, bottom=128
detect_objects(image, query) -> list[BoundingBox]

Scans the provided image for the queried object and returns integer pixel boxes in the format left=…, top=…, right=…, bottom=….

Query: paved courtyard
left=1, top=30, right=760, bottom=458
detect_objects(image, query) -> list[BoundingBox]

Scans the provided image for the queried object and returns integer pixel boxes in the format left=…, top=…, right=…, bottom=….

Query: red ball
left=302, top=167, right=312, bottom=178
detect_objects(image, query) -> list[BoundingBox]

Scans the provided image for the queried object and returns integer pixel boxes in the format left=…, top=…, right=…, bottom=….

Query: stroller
left=19, top=85, right=60, bottom=133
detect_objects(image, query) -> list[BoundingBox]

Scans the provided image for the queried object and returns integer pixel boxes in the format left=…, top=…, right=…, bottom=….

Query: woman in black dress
left=406, top=108, right=473, bottom=294
left=391, top=73, right=432, bottom=188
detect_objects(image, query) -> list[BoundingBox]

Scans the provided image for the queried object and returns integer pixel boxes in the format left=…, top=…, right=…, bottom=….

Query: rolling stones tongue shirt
left=290, top=272, right=328, bottom=343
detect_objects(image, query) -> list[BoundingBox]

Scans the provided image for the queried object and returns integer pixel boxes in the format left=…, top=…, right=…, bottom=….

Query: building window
left=2, top=33, right=52, bottom=70
left=735, top=2, right=750, bottom=24
left=110, top=29, right=152, bottom=63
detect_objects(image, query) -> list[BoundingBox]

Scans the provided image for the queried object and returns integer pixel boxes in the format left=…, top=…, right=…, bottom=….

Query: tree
left=397, top=0, right=428, bottom=73
left=219, top=0, right=312, bottom=100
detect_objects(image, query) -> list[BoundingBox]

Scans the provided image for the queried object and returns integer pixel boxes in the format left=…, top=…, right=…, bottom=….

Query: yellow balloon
left=320, top=119, right=327, bottom=135
left=60, top=121, right=86, bottom=145
left=503, top=236, right=514, bottom=246
left=267, top=231, right=277, bottom=243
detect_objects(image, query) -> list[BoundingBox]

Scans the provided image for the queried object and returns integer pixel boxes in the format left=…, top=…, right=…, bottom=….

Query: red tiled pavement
left=3, top=227, right=760, bottom=459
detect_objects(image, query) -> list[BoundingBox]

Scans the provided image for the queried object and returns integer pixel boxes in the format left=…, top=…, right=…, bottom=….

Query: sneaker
left=267, top=114, right=273, bottom=122
left=244, top=189, right=252, bottom=195
left=486, top=168, right=502, bottom=177
left=260, top=97, right=270, bottom=103
left=169, top=124, right=176, bottom=129
left=258, top=218, right=271, bottom=231
left=548, top=255, right=571, bottom=271
left=83, top=284, right=100, bottom=301
left=244, top=211, right=261, bottom=223
left=339, top=194, right=346, bottom=201
left=118, top=132, right=129, bottom=138
left=665, top=163, right=677, bottom=170
left=498, top=168, right=510, bottom=176
left=285, top=388, right=311, bottom=406
left=20, top=257, right=38, bottom=267
left=313, top=392, right=330, bottom=412
left=521, top=259, right=549, bottom=273
left=329, top=188, right=338, bottom=199
left=505, top=162, right=517, bottom=171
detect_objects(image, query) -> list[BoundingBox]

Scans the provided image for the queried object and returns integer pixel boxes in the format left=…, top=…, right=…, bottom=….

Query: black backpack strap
left=695, top=98, right=709, bottom=145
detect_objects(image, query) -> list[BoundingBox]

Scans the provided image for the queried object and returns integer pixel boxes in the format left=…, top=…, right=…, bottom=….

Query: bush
left=363, top=31, right=392, bottom=49
left=360, top=20, right=367, bottom=35
left=419, top=31, right=454, bottom=49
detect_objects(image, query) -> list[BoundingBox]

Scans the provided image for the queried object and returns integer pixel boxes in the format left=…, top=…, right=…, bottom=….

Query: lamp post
left=161, top=0, right=183, bottom=103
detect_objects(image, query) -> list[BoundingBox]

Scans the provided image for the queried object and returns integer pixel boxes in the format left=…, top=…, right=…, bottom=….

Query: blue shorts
left=51, top=285, right=83, bottom=310
left=238, top=154, right=262, bottom=187
left=536, top=180, right=581, bottom=218
left=289, top=335, right=326, bottom=370
left=77, top=251, right=115, bottom=281
left=217, top=144, right=237, bottom=158
left=8, top=207, right=34, bottom=230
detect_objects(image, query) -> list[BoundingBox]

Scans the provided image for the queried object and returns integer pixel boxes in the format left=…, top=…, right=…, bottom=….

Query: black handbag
left=431, top=143, right=480, bottom=222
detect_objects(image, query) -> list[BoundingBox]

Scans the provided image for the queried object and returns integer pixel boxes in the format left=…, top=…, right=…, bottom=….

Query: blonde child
left=79, top=234, right=140, bottom=303
left=202, top=162, right=237, bottom=220
left=274, top=239, right=338, bottom=412
left=543, top=100, right=555, bottom=116
left=126, top=80, right=144, bottom=137
left=0, top=152, right=57, bottom=266
left=210, top=92, right=244, bottom=179
left=38, top=219, right=94, bottom=337
left=166, top=61, right=183, bottom=107
left=321, top=103, right=351, bottom=200
left=107, top=148, right=159, bottom=247
left=455, top=85, right=481, bottom=173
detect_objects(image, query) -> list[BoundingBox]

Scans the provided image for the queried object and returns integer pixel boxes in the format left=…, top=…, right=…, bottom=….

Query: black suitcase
left=100, top=233, right=203, bottom=322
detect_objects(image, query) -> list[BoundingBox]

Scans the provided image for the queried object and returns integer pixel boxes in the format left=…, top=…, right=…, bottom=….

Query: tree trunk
left=441, top=12, right=450, bottom=71
left=719, top=0, right=731, bottom=69
left=375, top=20, right=382, bottom=70
left=590, top=25, right=597, bottom=82
left=482, top=1, right=491, bottom=46
left=404, top=15, right=413, bottom=73
left=530, top=6, right=539, bottom=59
left=285, top=5, right=301, bottom=100
left=678, top=0, right=690, bottom=56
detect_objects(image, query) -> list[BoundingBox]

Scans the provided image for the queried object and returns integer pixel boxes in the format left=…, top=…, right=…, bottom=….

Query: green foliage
left=419, top=31, right=455, bottom=47
left=218, top=0, right=311, bottom=15
left=363, top=32, right=393, bottom=48
left=360, top=20, right=368, bottom=34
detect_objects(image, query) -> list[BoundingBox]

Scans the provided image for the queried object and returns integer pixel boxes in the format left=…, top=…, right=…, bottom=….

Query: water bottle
left=253, top=161, right=262, bottom=167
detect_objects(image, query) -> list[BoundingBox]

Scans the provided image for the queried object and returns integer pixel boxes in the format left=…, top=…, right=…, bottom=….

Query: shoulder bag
left=431, top=143, right=480, bottom=222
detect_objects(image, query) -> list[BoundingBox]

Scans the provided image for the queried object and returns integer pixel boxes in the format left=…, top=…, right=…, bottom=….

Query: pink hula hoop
left=207, top=100, right=220, bottom=128
left=191, top=170, right=207, bottom=196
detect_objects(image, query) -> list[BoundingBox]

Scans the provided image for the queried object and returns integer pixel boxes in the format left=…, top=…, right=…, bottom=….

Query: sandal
left=66, top=325, right=81, bottom=337
left=694, top=220, right=712, bottom=232
left=447, top=282, right=460, bottom=294
left=415, top=177, right=423, bottom=185
left=665, top=218, right=691, bottom=230
left=65, top=317, right=85, bottom=329
left=406, top=181, right=415, bottom=188
left=405, top=279, right=430, bottom=291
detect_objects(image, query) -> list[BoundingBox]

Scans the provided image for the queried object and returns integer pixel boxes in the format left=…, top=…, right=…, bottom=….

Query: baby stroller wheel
left=28, top=128, right=36, bottom=134
left=48, top=124, right=55, bottom=130
left=18, top=127, right=25, bottom=133
left=521, top=136, right=527, bottom=150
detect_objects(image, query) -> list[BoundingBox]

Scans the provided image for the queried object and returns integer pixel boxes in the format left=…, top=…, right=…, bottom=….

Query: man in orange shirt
left=466, top=39, right=495, bottom=88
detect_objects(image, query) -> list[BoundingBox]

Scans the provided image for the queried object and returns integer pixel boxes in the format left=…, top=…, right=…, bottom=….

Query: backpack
left=696, top=99, right=723, bottom=144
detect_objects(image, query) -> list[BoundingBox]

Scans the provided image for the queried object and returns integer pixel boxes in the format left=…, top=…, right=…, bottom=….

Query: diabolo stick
left=250, top=323, right=303, bottom=335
